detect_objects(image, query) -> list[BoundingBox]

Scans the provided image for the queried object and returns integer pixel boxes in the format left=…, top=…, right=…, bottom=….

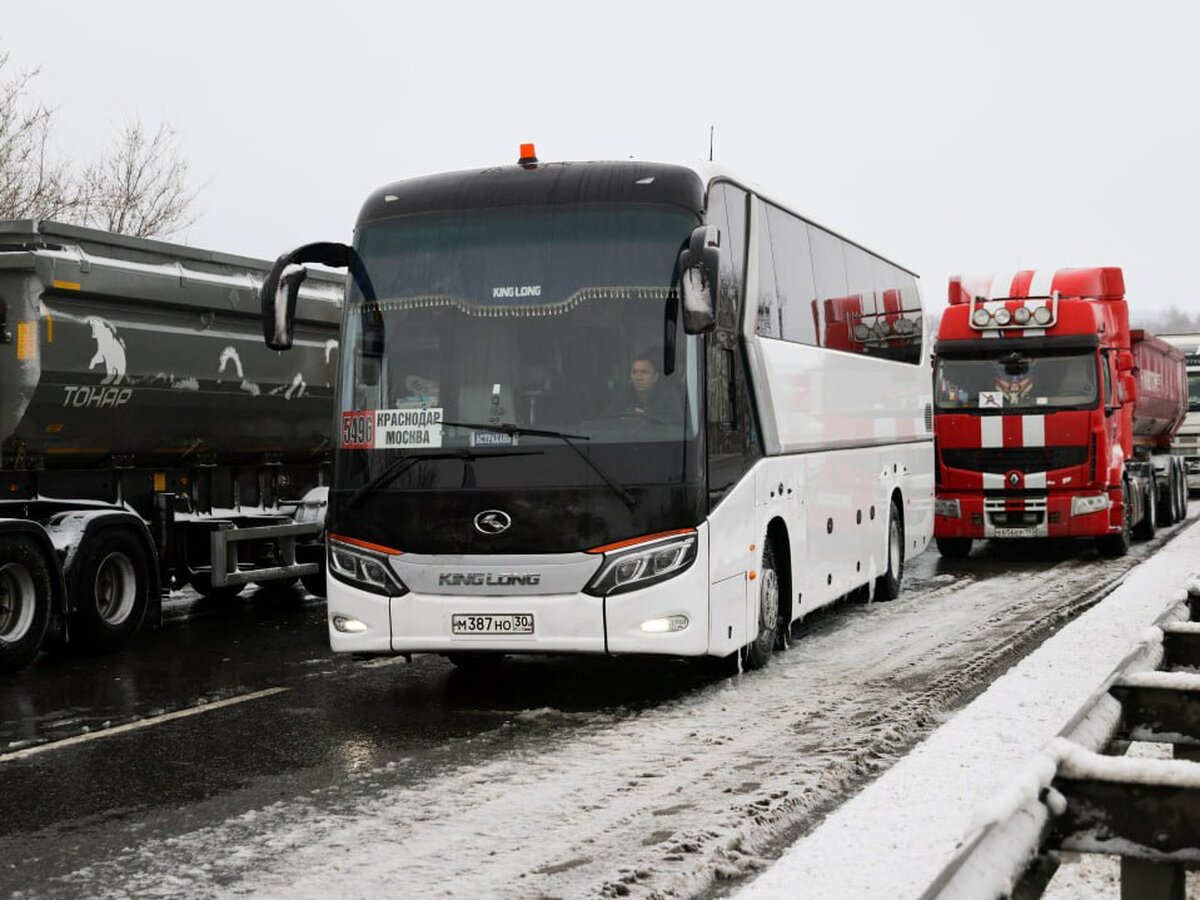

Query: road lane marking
left=0, top=686, right=290, bottom=764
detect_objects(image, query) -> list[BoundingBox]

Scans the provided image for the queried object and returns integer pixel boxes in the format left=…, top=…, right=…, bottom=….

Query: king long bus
left=261, top=147, right=934, bottom=670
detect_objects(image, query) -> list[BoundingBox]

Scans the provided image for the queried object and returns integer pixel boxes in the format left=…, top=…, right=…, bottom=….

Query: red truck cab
left=933, top=268, right=1187, bottom=558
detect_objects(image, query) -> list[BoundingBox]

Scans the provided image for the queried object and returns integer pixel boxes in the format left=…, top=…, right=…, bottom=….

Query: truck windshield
left=335, top=205, right=702, bottom=486
left=935, top=350, right=1098, bottom=412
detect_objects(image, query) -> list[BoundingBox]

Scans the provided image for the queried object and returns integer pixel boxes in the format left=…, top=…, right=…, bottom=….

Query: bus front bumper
left=324, top=547, right=713, bottom=658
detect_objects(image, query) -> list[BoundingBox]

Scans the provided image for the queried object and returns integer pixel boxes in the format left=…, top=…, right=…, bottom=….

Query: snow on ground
left=739, top=518, right=1200, bottom=900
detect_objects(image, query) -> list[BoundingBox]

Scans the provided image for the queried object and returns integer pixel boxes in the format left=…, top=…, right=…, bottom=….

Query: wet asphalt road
left=0, top=532, right=1181, bottom=894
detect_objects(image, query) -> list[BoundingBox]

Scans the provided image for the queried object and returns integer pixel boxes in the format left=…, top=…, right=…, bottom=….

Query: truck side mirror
left=679, top=225, right=720, bottom=335
left=1119, top=372, right=1137, bottom=404
left=0, top=297, right=10, bottom=344
left=1115, top=350, right=1135, bottom=373
left=261, top=242, right=352, bottom=350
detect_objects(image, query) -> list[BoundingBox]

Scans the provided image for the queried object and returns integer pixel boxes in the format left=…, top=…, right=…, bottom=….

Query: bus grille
left=942, top=446, right=1088, bottom=473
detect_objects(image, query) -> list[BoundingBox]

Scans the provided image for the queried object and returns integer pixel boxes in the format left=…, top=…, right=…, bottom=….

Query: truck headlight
left=934, top=498, right=961, bottom=518
left=584, top=530, right=698, bottom=597
left=328, top=535, right=407, bottom=597
left=1071, top=495, right=1110, bottom=517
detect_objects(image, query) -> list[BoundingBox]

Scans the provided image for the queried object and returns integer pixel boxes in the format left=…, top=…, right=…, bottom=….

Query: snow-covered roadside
left=739, top=518, right=1200, bottom=900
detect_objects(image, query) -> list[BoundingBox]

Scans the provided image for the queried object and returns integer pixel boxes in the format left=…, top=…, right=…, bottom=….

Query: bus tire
left=0, top=535, right=53, bottom=673
left=741, top=542, right=779, bottom=670
left=301, top=568, right=327, bottom=598
left=874, top=499, right=904, bottom=602
left=71, top=529, right=152, bottom=652
left=936, top=537, right=972, bottom=559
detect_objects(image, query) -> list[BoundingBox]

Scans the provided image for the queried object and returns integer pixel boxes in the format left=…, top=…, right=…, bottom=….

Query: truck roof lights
left=1014, top=307, right=1032, bottom=325
left=993, top=308, right=1012, bottom=326
left=1033, top=305, right=1053, bottom=326
left=972, top=309, right=992, bottom=327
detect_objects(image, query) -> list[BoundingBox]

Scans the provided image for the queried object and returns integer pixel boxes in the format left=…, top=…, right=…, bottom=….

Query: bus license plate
left=451, top=613, right=535, bottom=636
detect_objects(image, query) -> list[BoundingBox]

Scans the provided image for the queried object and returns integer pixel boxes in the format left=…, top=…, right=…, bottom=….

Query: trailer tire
left=71, top=529, right=152, bottom=652
left=1158, top=473, right=1176, bottom=527
left=0, top=535, right=53, bottom=673
left=873, top=498, right=904, bottom=602
left=1133, top=478, right=1157, bottom=540
left=741, top=541, right=780, bottom=670
left=936, top=537, right=972, bottom=559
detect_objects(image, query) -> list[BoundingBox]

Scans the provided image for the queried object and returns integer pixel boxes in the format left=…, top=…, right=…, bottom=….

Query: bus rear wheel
left=741, top=542, right=779, bottom=670
left=874, top=499, right=904, bottom=602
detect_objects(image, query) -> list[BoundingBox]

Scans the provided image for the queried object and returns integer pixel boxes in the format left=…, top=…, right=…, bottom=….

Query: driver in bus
left=605, top=351, right=683, bottom=423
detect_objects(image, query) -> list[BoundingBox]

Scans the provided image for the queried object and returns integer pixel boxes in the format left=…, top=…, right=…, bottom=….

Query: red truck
left=932, top=267, right=1188, bottom=559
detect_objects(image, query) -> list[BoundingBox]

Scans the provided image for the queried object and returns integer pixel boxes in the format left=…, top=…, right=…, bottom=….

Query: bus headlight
left=584, top=531, right=698, bottom=597
left=1071, top=495, right=1110, bottom=517
left=328, top=537, right=408, bottom=597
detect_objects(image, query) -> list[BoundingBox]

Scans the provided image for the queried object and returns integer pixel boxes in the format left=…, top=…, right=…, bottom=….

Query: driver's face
left=630, top=360, right=658, bottom=391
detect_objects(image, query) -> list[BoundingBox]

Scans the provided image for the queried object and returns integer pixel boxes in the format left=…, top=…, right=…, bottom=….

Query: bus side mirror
left=261, top=242, right=351, bottom=350
left=680, top=225, right=720, bottom=335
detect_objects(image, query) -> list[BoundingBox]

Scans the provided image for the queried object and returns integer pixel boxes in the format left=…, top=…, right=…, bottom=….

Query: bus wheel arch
left=739, top=520, right=787, bottom=672
left=766, top=518, right=792, bottom=650
left=874, top=490, right=905, bottom=602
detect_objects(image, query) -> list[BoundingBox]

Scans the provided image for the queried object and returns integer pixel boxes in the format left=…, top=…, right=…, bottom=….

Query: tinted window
left=755, top=203, right=780, bottom=338
left=766, top=204, right=818, bottom=346
left=705, top=182, right=747, bottom=330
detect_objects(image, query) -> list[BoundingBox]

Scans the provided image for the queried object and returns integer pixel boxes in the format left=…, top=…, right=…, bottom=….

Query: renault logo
left=474, top=509, right=512, bottom=535
left=1007, top=471, right=1022, bottom=487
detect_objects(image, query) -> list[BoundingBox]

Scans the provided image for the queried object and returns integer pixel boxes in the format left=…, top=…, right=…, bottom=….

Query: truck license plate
left=993, top=527, right=1037, bottom=538
left=451, top=613, right=535, bottom=636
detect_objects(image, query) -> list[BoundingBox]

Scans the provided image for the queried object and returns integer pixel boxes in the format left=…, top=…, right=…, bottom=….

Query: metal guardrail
left=209, top=520, right=322, bottom=587
left=921, top=584, right=1200, bottom=900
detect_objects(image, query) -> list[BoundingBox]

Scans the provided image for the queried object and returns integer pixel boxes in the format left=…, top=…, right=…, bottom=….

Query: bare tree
left=77, top=120, right=197, bottom=238
left=0, top=52, right=76, bottom=220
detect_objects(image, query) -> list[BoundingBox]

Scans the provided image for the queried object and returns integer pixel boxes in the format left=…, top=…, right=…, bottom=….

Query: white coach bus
left=262, top=148, right=934, bottom=670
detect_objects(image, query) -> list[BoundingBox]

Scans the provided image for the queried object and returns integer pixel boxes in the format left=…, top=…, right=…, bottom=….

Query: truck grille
left=942, top=446, right=1088, bottom=473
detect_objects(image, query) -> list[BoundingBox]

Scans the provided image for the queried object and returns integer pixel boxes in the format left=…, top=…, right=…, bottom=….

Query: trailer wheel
left=1133, top=478, right=1157, bottom=540
left=936, top=537, right=972, bottom=559
left=0, top=535, right=53, bottom=673
left=71, top=529, right=152, bottom=651
left=741, top=541, right=780, bottom=670
left=1176, top=460, right=1189, bottom=520
left=873, top=499, right=905, bottom=602
left=1158, top=472, right=1176, bottom=527
left=1097, top=485, right=1132, bottom=558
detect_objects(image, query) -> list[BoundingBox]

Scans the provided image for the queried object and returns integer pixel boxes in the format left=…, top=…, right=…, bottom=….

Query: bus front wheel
left=741, top=542, right=779, bottom=670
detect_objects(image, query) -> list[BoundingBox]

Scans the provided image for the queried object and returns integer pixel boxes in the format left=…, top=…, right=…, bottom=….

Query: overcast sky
left=4, top=1, right=1197, bottom=316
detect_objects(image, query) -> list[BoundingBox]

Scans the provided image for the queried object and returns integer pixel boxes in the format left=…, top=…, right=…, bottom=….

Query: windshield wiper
left=347, top=448, right=541, bottom=508
left=440, top=420, right=639, bottom=510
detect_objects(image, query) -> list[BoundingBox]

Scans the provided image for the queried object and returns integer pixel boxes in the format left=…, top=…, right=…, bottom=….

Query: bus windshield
left=935, top=350, right=1099, bottom=412
left=336, top=205, right=703, bottom=487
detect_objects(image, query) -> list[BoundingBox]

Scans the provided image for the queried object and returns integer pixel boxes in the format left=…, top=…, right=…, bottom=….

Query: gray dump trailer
left=0, top=220, right=341, bottom=672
